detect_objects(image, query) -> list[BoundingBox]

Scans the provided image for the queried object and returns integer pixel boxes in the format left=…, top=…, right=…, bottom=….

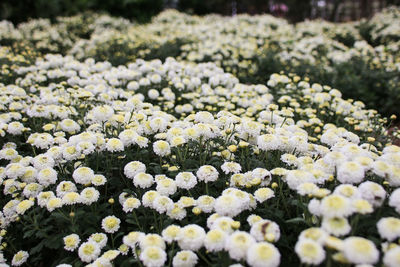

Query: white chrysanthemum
left=92, top=174, right=107, bottom=186
left=247, top=242, right=281, bottom=267
left=123, top=231, right=144, bottom=248
left=333, top=184, right=361, bottom=199
left=153, top=140, right=171, bottom=157
left=56, top=181, right=77, bottom=197
left=106, top=138, right=124, bottom=152
left=80, top=187, right=100, bottom=205
left=15, top=199, right=34, bottom=215
left=101, top=215, right=121, bottom=234
left=172, top=250, right=198, bottom=267
left=162, top=225, right=181, bottom=244
left=37, top=167, right=58, bottom=187
left=383, top=246, right=400, bottom=267
left=156, top=178, right=177, bottom=196
left=377, top=217, right=400, bottom=241
left=153, top=196, right=174, bottom=214
left=257, top=134, right=279, bottom=151
left=124, top=161, right=146, bottom=179
left=133, top=172, right=154, bottom=189
left=11, top=251, right=29, bottom=266
left=210, top=216, right=235, bottom=234
left=342, top=237, right=379, bottom=265
left=175, top=172, right=197, bottom=190
left=59, top=119, right=80, bottom=133
left=196, top=195, right=215, bottom=213
left=296, top=183, right=319, bottom=196
left=177, top=224, right=206, bottom=251
left=167, top=203, right=187, bottom=220
left=389, top=188, right=400, bottom=213
left=285, top=170, right=315, bottom=190
left=89, top=233, right=108, bottom=248
left=72, top=167, right=94, bottom=185
left=295, top=239, right=325, bottom=265
left=37, top=191, right=55, bottom=207
left=204, top=229, right=227, bottom=252
left=63, top=234, right=81, bottom=251
left=140, top=246, right=167, bottom=267
left=22, top=182, right=43, bottom=198
left=139, top=234, right=166, bottom=250
left=142, top=190, right=160, bottom=208
left=254, top=187, right=275, bottom=202
left=358, top=181, right=386, bottom=207
left=78, top=241, right=101, bottom=263
left=225, top=231, right=256, bottom=261
left=214, top=194, right=242, bottom=217
left=62, top=192, right=81, bottom=205
left=320, top=194, right=353, bottom=218
left=250, top=219, right=281, bottom=242
left=298, top=228, right=328, bottom=245
left=196, top=165, right=219, bottom=183
left=122, top=197, right=141, bottom=213
left=321, top=217, right=351, bottom=236
left=337, top=161, right=365, bottom=184
left=46, top=197, right=63, bottom=212
left=221, top=161, right=241, bottom=174
left=32, top=154, right=55, bottom=170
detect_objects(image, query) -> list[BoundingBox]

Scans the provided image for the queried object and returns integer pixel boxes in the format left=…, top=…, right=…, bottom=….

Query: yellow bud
left=192, top=207, right=201, bottom=215
left=231, top=221, right=241, bottom=229
left=108, top=198, right=115, bottom=204
left=238, top=141, right=249, bottom=148
left=228, top=145, right=237, bottom=153
left=264, top=233, right=275, bottom=242
left=367, top=137, right=375, bottom=142
left=271, top=182, right=278, bottom=189
left=390, top=114, right=397, bottom=120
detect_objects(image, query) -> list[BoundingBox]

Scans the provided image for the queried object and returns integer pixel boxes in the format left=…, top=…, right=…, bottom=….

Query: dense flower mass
left=0, top=6, right=400, bottom=267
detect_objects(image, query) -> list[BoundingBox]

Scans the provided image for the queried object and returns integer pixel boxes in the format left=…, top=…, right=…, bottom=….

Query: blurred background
left=1, top=0, right=400, bottom=24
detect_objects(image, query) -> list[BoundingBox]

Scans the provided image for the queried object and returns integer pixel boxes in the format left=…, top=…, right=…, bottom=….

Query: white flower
left=175, top=172, right=197, bottom=190
left=89, top=233, right=108, bottom=248
left=196, top=165, right=219, bottom=183
left=177, top=224, right=206, bottom=251
left=204, top=229, right=227, bottom=252
left=319, top=194, right=353, bottom=218
left=377, top=217, right=400, bottom=241
left=72, top=167, right=94, bottom=185
left=247, top=242, right=281, bottom=267
left=122, top=197, right=141, bottom=213
left=342, top=237, right=379, bottom=265
left=80, top=187, right=100, bottom=205
left=225, top=231, right=256, bottom=261
left=389, top=188, right=400, bottom=213
left=337, top=161, right=365, bottom=184
left=101, top=215, right=121, bottom=234
left=133, top=172, right=154, bottom=189
left=221, top=161, right=241, bottom=174
left=295, top=239, right=325, bottom=265
left=383, top=246, right=400, bottom=267
left=78, top=241, right=101, bottom=263
left=321, top=217, right=351, bottom=236
left=37, top=167, right=58, bottom=186
left=63, top=234, right=81, bottom=251
left=156, top=178, right=177, bottom=196
left=162, top=225, right=181, bottom=244
left=172, top=250, right=198, bottom=267
left=124, top=161, right=146, bottom=179
left=140, top=246, right=167, bottom=267
left=153, top=196, right=174, bottom=214
left=106, top=138, right=124, bottom=152
left=153, top=140, right=171, bottom=157
left=250, top=219, right=280, bottom=242
left=11, top=251, right=29, bottom=266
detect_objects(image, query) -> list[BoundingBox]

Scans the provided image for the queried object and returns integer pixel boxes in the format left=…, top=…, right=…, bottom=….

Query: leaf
left=285, top=217, right=306, bottom=224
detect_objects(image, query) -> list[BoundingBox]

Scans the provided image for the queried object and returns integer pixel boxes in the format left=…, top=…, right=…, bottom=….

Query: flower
left=177, top=224, right=206, bottom=251
left=342, top=236, right=379, bottom=265
left=162, top=225, right=181, bottom=244
left=295, top=239, right=325, bottom=265
left=204, top=229, right=227, bottom=252
left=383, top=246, right=400, bottom=267
left=153, top=140, right=171, bottom=157
left=139, top=246, right=167, bottom=267
left=175, top=172, right=197, bottom=190
left=101, top=215, right=121, bottom=234
left=133, top=172, right=154, bottom=189
left=11, top=251, right=29, bottom=266
left=124, top=161, right=146, bottom=179
left=320, top=194, right=353, bottom=218
left=225, top=231, right=256, bottom=261
left=63, top=234, right=81, bottom=251
left=247, top=242, right=281, bottom=267
left=196, top=165, right=219, bottom=183
left=377, top=217, right=400, bottom=241
left=78, top=241, right=101, bottom=263
left=122, top=197, right=141, bottom=212
left=172, top=250, right=198, bottom=267
left=72, top=167, right=94, bottom=185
